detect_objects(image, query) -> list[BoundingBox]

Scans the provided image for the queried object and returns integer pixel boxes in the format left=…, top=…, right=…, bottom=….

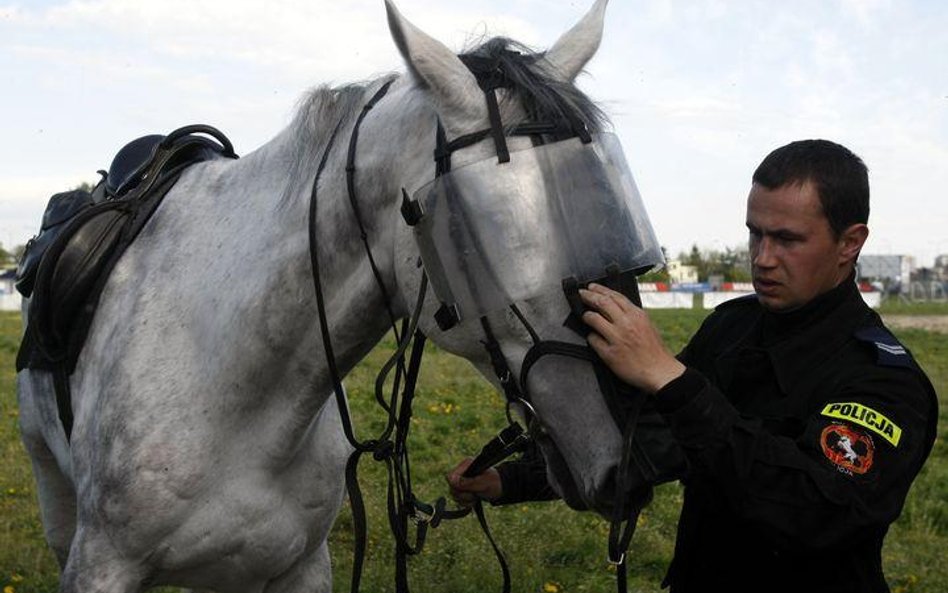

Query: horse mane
left=280, top=75, right=398, bottom=207
left=458, top=37, right=606, bottom=132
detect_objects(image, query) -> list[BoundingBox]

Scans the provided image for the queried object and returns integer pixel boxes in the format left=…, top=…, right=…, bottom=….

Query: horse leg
left=263, top=540, right=333, bottom=593
left=23, top=437, right=77, bottom=569
left=17, top=372, right=76, bottom=569
left=59, top=527, right=145, bottom=593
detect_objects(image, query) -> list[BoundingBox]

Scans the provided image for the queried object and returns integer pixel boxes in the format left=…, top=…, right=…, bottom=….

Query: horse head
left=382, top=0, right=662, bottom=515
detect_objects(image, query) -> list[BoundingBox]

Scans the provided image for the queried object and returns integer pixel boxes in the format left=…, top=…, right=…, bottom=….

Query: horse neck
left=246, top=78, right=416, bottom=381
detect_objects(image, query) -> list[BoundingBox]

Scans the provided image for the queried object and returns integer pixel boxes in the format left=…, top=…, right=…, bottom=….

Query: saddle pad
left=15, top=189, right=94, bottom=297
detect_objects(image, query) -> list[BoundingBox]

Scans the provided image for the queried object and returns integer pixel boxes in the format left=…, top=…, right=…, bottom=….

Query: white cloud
left=0, top=0, right=945, bottom=266
left=4, top=0, right=543, bottom=80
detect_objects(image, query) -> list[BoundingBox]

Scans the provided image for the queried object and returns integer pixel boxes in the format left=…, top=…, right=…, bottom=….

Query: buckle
left=410, top=508, right=432, bottom=525
left=506, top=398, right=541, bottom=435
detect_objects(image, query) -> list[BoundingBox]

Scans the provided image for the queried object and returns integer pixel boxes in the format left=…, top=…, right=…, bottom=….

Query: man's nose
left=753, top=238, right=777, bottom=268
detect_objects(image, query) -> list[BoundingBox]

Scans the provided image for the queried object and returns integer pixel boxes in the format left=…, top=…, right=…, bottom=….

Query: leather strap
left=311, top=81, right=509, bottom=593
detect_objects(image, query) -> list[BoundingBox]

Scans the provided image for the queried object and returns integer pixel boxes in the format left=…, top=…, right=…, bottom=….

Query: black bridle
left=310, top=80, right=513, bottom=593
left=418, top=70, right=656, bottom=592
left=309, top=73, right=655, bottom=593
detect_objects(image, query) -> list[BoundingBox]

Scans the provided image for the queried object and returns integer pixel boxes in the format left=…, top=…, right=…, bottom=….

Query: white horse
left=18, top=1, right=644, bottom=591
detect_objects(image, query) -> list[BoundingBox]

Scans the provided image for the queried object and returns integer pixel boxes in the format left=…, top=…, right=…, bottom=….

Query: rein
left=308, top=80, right=511, bottom=593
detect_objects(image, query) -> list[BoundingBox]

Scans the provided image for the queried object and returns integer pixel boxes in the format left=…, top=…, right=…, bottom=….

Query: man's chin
left=756, top=292, right=804, bottom=313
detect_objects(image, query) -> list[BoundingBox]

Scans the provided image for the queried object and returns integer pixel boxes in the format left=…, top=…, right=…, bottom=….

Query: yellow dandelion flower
left=427, top=405, right=440, bottom=414
left=543, top=582, right=560, bottom=593
left=11, top=575, right=24, bottom=583
left=4, top=585, right=15, bottom=593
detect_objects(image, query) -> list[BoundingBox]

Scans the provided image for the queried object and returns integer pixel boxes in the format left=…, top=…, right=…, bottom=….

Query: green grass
left=878, top=299, right=948, bottom=316
left=1, top=309, right=945, bottom=593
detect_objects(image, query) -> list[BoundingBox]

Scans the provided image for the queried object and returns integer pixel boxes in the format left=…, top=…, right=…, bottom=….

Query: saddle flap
left=30, top=205, right=130, bottom=361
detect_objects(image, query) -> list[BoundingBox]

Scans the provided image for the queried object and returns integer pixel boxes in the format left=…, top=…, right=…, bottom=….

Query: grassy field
left=878, top=299, right=948, bottom=316
left=1, top=308, right=945, bottom=593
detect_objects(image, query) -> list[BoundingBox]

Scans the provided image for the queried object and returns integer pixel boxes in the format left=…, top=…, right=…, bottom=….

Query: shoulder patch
left=821, top=402, right=902, bottom=446
left=820, top=423, right=875, bottom=475
left=854, top=326, right=914, bottom=369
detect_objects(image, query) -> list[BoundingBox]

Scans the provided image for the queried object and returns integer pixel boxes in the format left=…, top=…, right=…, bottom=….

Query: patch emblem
left=820, top=424, right=874, bottom=475
left=820, top=402, right=901, bottom=446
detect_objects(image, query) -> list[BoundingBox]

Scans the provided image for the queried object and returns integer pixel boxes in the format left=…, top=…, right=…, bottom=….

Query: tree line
left=641, top=244, right=752, bottom=283
left=0, top=242, right=25, bottom=269
left=2, top=239, right=755, bottom=282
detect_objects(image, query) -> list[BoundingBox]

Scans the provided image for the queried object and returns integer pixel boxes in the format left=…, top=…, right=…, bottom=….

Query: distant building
left=666, top=260, right=698, bottom=284
left=857, top=255, right=914, bottom=293
left=0, top=269, right=21, bottom=312
left=0, top=268, right=15, bottom=294
left=934, top=254, right=948, bottom=281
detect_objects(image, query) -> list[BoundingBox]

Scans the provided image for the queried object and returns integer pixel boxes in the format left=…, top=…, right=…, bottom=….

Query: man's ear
left=838, top=223, right=869, bottom=266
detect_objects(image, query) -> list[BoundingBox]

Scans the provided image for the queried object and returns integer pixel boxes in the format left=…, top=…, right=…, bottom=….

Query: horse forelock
left=459, top=37, right=606, bottom=132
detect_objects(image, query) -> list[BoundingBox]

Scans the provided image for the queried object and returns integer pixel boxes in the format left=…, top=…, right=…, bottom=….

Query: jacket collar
left=713, top=275, right=871, bottom=397
left=762, top=276, right=870, bottom=395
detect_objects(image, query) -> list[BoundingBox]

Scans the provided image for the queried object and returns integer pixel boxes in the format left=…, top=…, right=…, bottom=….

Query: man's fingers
left=586, top=331, right=610, bottom=358
left=446, top=457, right=475, bottom=487
left=581, top=310, right=616, bottom=341
left=580, top=288, right=626, bottom=322
left=451, top=491, right=478, bottom=507
left=585, top=283, right=636, bottom=314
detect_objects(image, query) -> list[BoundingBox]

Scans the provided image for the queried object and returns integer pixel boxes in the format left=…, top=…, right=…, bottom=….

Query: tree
left=639, top=246, right=671, bottom=283
left=0, top=242, right=12, bottom=268
left=676, top=243, right=751, bottom=282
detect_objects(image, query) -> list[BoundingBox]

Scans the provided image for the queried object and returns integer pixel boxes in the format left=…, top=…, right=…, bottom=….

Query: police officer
left=447, top=139, right=938, bottom=593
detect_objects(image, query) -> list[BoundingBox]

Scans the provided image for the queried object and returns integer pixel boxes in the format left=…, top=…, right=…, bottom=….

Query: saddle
left=16, top=125, right=237, bottom=437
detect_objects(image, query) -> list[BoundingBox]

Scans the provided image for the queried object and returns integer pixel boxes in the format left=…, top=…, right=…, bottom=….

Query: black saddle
left=16, top=125, right=238, bottom=438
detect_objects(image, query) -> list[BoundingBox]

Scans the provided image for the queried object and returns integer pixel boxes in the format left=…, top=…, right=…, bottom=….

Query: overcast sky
left=1, top=0, right=945, bottom=265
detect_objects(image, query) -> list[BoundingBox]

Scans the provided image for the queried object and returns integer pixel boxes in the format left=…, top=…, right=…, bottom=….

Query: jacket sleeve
left=491, top=441, right=560, bottom=505
left=653, top=364, right=936, bottom=551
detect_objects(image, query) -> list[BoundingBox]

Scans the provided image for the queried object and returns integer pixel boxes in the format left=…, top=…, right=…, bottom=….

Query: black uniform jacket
left=655, top=278, right=937, bottom=592
left=498, top=279, right=938, bottom=593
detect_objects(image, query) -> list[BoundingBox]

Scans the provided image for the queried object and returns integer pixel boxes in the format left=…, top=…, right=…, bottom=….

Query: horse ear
left=543, top=0, right=609, bottom=81
left=384, top=0, right=485, bottom=125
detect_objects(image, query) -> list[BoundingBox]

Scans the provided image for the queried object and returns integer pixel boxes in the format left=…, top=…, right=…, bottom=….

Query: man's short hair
left=752, top=139, right=869, bottom=237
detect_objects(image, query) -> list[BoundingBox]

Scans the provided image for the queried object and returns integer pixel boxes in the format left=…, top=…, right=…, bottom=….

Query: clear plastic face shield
left=411, top=133, right=664, bottom=323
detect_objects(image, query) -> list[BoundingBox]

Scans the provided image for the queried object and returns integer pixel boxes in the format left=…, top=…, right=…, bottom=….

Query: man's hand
left=580, top=283, right=686, bottom=394
left=445, top=458, right=503, bottom=507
